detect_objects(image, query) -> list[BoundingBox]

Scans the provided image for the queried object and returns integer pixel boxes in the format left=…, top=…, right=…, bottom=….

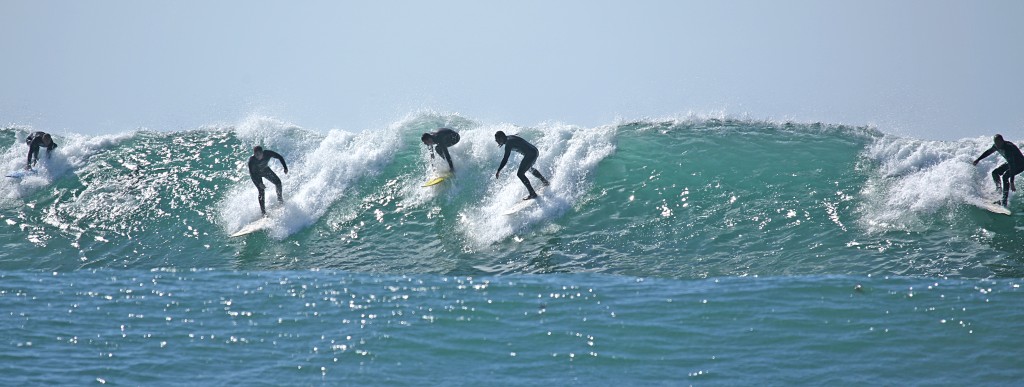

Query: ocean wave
left=1, top=115, right=1022, bottom=279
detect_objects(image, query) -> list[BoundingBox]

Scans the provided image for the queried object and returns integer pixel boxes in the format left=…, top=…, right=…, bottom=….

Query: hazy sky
left=1, top=0, right=1023, bottom=140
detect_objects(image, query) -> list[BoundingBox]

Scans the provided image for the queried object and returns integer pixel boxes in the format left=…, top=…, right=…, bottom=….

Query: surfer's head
left=494, top=131, right=507, bottom=146
left=41, top=134, right=52, bottom=146
left=253, top=145, right=264, bottom=159
left=994, top=134, right=1005, bottom=148
left=421, top=133, right=434, bottom=146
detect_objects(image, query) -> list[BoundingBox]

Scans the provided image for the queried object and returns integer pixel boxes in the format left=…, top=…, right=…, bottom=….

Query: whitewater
left=1, top=113, right=1021, bottom=384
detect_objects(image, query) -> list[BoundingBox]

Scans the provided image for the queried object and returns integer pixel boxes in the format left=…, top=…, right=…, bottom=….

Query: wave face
left=1, top=114, right=1022, bottom=278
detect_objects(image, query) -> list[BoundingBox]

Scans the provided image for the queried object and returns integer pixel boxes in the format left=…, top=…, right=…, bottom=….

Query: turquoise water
left=1, top=114, right=1023, bottom=384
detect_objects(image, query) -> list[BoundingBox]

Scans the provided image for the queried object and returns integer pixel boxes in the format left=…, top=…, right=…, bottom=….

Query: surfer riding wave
left=248, top=146, right=289, bottom=216
left=973, top=134, right=1024, bottom=207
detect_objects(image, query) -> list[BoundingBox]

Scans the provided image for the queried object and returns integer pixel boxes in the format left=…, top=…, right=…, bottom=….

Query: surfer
left=973, top=134, right=1024, bottom=207
left=25, top=132, right=57, bottom=169
left=494, top=131, right=550, bottom=200
left=421, top=128, right=460, bottom=172
left=248, top=146, right=289, bottom=216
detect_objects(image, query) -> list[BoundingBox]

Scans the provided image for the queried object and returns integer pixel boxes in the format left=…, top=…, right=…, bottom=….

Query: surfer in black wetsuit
left=25, top=132, right=57, bottom=169
left=248, top=146, right=288, bottom=216
left=494, top=131, right=550, bottom=200
left=973, top=134, right=1024, bottom=207
left=421, top=128, right=460, bottom=172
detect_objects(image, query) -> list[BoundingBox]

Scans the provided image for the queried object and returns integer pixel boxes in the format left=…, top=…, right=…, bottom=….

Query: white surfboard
left=6, top=169, right=37, bottom=179
left=502, top=187, right=547, bottom=215
left=502, top=199, right=537, bottom=215
left=975, top=201, right=1011, bottom=215
left=230, top=218, right=271, bottom=237
left=229, top=205, right=284, bottom=237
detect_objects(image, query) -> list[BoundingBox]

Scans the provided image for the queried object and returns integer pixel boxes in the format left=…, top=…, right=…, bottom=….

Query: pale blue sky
left=1, top=0, right=1022, bottom=140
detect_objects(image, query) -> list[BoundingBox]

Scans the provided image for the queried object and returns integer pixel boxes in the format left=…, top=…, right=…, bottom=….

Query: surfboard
left=230, top=218, right=271, bottom=237
left=975, top=201, right=1012, bottom=215
left=423, top=173, right=451, bottom=187
left=6, top=169, right=37, bottom=179
left=230, top=223, right=263, bottom=237
left=502, top=199, right=537, bottom=215
left=502, top=188, right=548, bottom=215
left=229, top=205, right=285, bottom=237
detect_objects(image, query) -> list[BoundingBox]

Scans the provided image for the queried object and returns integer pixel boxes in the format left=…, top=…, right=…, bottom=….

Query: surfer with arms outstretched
left=421, top=128, right=461, bottom=173
left=248, top=146, right=288, bottom=216
left=494, top=131, right=550, bottom=200
left=973, top=134, right=1024, bottom=207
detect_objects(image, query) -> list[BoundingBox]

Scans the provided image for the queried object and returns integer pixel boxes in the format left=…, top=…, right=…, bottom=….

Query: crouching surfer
left=494, top=131, right=550, bottom=200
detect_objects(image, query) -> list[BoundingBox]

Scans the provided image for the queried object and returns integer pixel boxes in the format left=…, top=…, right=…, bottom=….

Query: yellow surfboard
left=422, top=174, right=450, bottom=187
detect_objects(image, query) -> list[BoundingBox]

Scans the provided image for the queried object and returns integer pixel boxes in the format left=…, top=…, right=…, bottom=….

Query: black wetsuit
left=975, top=141, right=1024, bottom=206
left=25, top=132, right=57, bottom=168
left=497, top=135, right=550, bottom=198
left=248, top=150, right=288, bottom=215
left=430, top=128, right=460, bottom=171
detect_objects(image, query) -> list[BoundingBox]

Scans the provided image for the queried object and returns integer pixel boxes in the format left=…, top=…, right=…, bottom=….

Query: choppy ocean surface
left=1, top=113, right=1022, bottom=384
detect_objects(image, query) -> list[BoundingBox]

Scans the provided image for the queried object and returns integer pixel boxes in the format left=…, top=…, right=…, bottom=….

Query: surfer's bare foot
left=523, top=194, right=537, bottom=201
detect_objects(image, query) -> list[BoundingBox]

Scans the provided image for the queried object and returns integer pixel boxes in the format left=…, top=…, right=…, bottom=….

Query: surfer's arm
left=267, top=150, right=288, bottom=174
left=974, top=147, right=997, bottom=165
left=25, top=145, right=38, bottom=168
left=439, top=146, right=454, bottom=171
left=495, top=147, right=511, bottom=178
left=46, top=143, right=56, bottom=159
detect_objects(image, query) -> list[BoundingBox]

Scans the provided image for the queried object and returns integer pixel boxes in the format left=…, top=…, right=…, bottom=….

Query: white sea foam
left=0, top=129, right=132, bottom=204
left=220, top=116, right=400, bottom=239
left=457, top=122, right=617, bottom=247
left=859, top=135, right=1003, bottom=231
